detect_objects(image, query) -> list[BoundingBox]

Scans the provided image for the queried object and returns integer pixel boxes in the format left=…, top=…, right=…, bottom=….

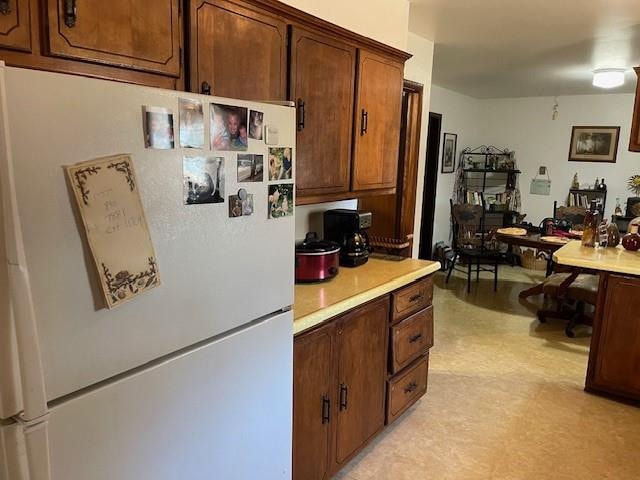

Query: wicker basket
left=516, top=247, right=547, bottom=271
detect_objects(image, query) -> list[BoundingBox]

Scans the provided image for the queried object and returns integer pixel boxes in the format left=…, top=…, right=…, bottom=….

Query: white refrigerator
left=0, top=63, right=295, bottom=480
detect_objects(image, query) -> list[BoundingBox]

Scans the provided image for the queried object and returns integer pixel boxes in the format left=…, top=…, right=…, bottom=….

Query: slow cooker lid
left=296, top=232, right=340, bottom=254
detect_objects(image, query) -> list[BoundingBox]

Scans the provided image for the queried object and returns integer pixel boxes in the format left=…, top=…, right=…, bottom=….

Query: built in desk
left=553, top=241, right=640, bottom=402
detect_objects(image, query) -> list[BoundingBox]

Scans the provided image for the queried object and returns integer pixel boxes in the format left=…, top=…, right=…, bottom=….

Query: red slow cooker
left=295, top=232, right=340, bottom=283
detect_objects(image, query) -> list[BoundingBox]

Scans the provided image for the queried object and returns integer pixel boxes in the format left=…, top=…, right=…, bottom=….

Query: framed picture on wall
left=568, top=126, right=620, bottom=163
left=441, top=133, right=457, bottom=173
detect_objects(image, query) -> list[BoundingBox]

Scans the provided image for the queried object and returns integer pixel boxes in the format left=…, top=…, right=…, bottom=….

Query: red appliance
left=295, top=232, right=340, bottom=283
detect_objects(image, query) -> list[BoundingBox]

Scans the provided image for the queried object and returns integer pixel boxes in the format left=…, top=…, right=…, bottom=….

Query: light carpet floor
left=335, top=266, right=640, bottom=480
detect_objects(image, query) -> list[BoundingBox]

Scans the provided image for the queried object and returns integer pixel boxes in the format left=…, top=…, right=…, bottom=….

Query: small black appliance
left=323, top=209, right=372, bottom=267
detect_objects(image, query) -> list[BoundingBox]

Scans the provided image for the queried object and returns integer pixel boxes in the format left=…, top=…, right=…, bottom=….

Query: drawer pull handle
left=321, top=395, right=331, bottom=424
left=64, top=0, right=77, bottom=27
left=0, top=1, right=11, bottom=15
left=201, top=81, right=211, bottom=95
left=297, top=99, right=306, bottom=131
left=360, top=109, right=368, bottom=135
left=339, top=383, right=348, bottom=411
left=409, top=333, right=423, bottom=344
left=404, top=381, right=418, bottom=394
left=408, top=293, right=423, bottom=303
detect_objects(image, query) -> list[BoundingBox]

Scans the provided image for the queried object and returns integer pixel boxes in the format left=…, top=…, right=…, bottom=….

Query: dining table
left=496, top=231, right=573, bottom=297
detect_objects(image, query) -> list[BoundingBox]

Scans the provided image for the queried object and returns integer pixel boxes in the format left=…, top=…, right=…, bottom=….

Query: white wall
left=481, top=93, right=638, bottom=225
left=279, top=0, right=409, bottom=51
left=286, top=0, right=412, bottom=241
left=428, top=85, right=483, bottom=245
left=405, top=32, right=435, bottom=258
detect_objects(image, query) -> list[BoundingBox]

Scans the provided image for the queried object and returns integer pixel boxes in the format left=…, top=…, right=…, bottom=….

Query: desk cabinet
left=587, top=274, right=640, bottom=400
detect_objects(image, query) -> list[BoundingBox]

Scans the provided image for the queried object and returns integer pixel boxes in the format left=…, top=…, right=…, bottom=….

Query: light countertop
left=553, top=240, right=640, bottom=276
left=293, top=256, right=440, bottom=335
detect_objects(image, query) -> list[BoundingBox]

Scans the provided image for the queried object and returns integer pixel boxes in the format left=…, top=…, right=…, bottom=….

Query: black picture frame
left=441, top=133, right=457, bottom=173
left=568, top=126, right=620, bottom=163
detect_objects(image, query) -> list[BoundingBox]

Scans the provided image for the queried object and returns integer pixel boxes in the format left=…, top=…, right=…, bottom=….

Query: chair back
left=451, top=201, right=487, bottom=251
left=554, top=202, right=587, bottom=227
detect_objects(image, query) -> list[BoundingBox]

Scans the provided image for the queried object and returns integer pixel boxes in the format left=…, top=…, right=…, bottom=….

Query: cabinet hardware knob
left=360, top=109, right=368, bottom=135
left=201, top=81, right=211, bottom=96
left=63, top=0, right=77, bottom=27
left=404, top=381, right=418, bottom=394
left=339, top=383, right=348, bottom=411
left=297, top=99, right=306, bottom=131
left=0, top=1, right=11, bottom=15
left=409, top=333, right=423, bottom=343
left=321, top=395, right=331, bottom=424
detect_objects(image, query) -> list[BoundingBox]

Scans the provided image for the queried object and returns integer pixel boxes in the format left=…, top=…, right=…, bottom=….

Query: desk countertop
left=293, top=257, right=440, bottom=336
left=553, top=240, right=640, bottom=276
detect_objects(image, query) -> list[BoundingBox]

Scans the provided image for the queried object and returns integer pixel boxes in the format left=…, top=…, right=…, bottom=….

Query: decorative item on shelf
left=597, top=178, right=607, bottom=191
left=621, top=224, right=640, bottom=251
left=614, top=198, right=624, bottom=217
left=568, top=126, right=620, bottom=163
left=571, top=173, right=580, bottom=189
left=594, top=178, right=599, bottom=189
left=606, top=222, right=621, bottom=247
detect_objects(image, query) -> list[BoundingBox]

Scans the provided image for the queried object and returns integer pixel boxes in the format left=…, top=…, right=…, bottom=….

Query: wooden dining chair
left=446, top=200, right=502, bottom=293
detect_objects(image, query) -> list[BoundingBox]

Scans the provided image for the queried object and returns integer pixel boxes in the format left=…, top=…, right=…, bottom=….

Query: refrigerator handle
left=0, top=63, right=52, bottom=480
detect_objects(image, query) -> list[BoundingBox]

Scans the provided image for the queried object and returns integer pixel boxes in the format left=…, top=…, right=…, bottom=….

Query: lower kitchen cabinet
left=293, top=321, right=335, bottom=480
left=587, top=274, right=640, bottom=400
left=293, top=296, right=389, bottom=480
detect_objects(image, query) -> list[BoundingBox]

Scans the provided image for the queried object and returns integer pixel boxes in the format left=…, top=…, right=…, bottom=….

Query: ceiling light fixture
left=592, top=68, right=626, bottom=89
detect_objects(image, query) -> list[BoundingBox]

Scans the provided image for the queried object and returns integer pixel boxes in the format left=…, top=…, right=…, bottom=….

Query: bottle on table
left=606, top=222, right=621, bottom=248
left=581, top=201, right=599, bottom=248
left=614, top=198, right=623, bottom=217
left=598, top=220, right=609, bottom=247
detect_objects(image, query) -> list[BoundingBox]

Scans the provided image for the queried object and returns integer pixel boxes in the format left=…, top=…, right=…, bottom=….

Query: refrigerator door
left=42, top=310, right=292, bottom=480
left=0, top=65, right=295, bottom=402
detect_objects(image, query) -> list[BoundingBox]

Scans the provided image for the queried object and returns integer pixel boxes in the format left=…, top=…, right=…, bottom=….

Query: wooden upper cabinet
left=0, top=0, right=31, bottom=52
left=44, top=0, right=180, bottom=77
left=630, top=67, right=640, bottom=152
left=352, top=50, right=404, bottom=192
left=190, top=0, right=286, bottom=100
left=290, top=26, right=356, bottom=200
left=293, top=322, right=335, bottom=480
left=333, top=296, right=388, bottom=470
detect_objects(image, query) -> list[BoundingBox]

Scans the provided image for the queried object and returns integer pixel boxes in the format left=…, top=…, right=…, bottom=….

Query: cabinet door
left=293, top=322, right=335, bottom=480
left=352, top=50, right=404, bottom=191
left=290, top=26, right=355, bottom=199
left=591, top=275, right=640, bottom=397
left=45, top=0, right=180, bottom=77
left=334, top=296, right=389, bottom=468
left=190, top=0, right=286, bottom=100
left=630, top=68, right=640, bottom=152
left=0, top=0, right=31, bottom=52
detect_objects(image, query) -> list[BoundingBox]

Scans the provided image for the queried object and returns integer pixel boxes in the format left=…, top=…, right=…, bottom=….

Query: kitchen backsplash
left=295, top=199, right=358, bottom=241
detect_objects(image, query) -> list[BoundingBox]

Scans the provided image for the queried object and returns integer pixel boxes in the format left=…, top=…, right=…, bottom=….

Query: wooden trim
left=295, top=187, right=396, bottom=206
left=230, top=0, right=411, bottom=63
left=630, top=67, right=640, bottom=152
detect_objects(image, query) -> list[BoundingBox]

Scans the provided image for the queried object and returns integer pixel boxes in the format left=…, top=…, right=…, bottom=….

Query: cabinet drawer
left=387, top=355, right=428, bottom=424
left=391, top=276, right=433, bottom=323
left=390, top=306, right=433, bottom=373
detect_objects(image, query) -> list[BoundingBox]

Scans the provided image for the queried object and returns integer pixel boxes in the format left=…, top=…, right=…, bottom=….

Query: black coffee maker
left=323, top=209, right=372, bottom=267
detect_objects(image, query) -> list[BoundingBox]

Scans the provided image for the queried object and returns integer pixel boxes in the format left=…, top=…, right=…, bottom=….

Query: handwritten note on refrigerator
left=66, top=154, right=160, bottom=309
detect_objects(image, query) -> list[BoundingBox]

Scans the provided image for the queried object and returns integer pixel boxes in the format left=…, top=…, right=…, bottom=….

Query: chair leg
left=566, top=301, right=585, bottom=338
left=446, top=254, right=456, bottom=284
left=493, top=260, right=498, bottom=292
left=476, top=259, right=480, bottom=282
left=467, top=261, right=472, bottom=293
